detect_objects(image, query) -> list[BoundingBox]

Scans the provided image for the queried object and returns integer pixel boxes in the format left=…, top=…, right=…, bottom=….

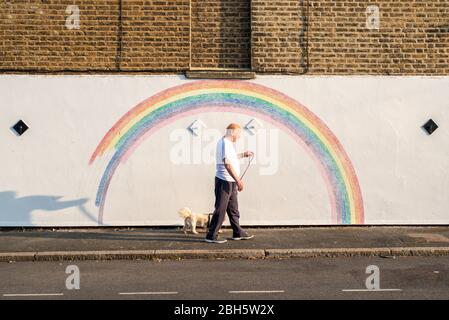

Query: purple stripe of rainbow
left=91, top=90, right=363, bottom=225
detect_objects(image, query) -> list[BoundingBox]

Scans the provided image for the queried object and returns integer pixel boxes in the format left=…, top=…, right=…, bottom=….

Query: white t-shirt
left=215, top=137, right=240, bottom=182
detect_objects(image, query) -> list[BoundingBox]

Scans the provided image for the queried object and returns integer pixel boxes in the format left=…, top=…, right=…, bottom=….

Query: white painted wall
left=1, top=75, right=448, bottom=226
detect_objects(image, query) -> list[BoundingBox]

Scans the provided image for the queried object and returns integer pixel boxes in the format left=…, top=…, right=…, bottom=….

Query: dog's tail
left=178, top=207, right=193, bottom=219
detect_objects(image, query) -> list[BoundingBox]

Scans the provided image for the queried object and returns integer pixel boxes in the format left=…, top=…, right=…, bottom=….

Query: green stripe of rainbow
left=89, top=80, right=364, bottom=225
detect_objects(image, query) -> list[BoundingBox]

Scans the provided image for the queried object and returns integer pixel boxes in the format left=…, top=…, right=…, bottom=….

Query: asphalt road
left=0, top=256, right=448, bottom=300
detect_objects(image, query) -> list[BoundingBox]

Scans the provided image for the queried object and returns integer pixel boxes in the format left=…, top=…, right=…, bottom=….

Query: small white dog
left=178, top=207, right=210, bottom=234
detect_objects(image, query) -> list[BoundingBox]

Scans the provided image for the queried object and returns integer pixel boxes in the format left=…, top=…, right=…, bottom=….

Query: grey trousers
left=206, top=177, right=245, bottom=240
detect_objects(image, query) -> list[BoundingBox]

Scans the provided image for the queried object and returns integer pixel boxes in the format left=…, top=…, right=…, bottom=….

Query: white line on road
left=3, top=293, right=64, bottom=297
left=342, top=289, right=402, bottom=292
left=118, top=292, right=178, bottom=295
left=229, top=290, right=285, bottom=294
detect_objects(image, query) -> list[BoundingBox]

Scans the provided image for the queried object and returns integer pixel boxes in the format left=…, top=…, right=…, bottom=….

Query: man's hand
left=242, top=151, right=254, bottom=158
left=236, top=179, right=244, bottom=192
left=224, top=163, right=244, bottom=191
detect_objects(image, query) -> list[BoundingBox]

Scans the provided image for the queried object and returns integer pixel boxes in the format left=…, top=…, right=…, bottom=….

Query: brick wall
left=121, top=0, right=190, bottom=71
left=307, top=0, right=449, bottom=75
left=191, top=0, right=251, bottom=69
left=0, top=0, right=119, bottom=71
left=0, top=0, right=448, bottom=74
left=251, top=0, right=308, bottom=73
left=0, top=0, right=189, bottom=72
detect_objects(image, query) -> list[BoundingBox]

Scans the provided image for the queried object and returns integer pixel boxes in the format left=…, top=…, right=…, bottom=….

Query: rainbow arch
left=89, top=80, right=364, bottom=225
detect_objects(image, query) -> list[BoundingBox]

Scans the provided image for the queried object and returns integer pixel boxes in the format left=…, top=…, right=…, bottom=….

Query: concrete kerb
left=0, top=252, right=36, bottom=262
left=264, top=247, right=449, bottom=258
left=153, top=249, right=266, bottom=260
left=1, top=247, right=449, bottom=262
left=35, top=250, right=158, bottom=262
left=264, top=248, right=392, bottom=258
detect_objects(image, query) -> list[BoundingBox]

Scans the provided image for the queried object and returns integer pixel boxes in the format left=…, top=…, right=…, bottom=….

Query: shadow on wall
left=0, top=191, right=98, bottom=226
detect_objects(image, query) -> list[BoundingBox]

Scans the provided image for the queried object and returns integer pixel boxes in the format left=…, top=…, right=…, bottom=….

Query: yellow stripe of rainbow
left=89, top=81, right=364, bottom=224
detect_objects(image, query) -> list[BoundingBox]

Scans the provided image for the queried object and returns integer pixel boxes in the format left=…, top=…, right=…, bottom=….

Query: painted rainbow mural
left=89, top=80, right=364, bottom=225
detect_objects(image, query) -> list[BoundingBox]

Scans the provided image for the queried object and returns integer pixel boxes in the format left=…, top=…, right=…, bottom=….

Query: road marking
left=229, top=290, right=285, bottom=294
left=118, top=291, right=178, bottom=295
left=3, top=293, right=64, bottom=297
left=342, top=289, right=402, bottom=292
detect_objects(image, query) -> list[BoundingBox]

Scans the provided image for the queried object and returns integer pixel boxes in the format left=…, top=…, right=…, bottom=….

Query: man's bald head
left=225, top=123, right=242, bottom=141
left=226, top=123, right=241, bottom=130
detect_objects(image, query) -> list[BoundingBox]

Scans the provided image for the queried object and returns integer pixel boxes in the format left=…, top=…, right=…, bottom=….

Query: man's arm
left=224, top=161, right=244, bottom=191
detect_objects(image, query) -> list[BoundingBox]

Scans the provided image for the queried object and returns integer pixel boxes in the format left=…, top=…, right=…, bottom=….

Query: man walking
left=205, top=123, right=254, bottom=244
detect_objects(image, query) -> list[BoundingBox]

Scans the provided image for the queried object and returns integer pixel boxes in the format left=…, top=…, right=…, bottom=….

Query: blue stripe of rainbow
left=89, top=81, right=364, bottom=225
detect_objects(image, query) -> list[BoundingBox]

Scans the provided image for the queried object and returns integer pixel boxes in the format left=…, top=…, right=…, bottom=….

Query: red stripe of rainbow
left=89, top=80, right=364, bottom=225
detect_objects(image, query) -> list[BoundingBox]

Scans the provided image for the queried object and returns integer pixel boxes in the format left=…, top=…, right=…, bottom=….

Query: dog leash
left=239, top=153, right=254, bottom=181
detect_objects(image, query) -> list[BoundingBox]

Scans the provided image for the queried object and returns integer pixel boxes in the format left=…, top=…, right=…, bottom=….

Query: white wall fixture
left=65, top=5, right=80, bottom=30
left=187, top=119, right=207, bottom=136
left=366, top=5, right=380, bottom=30
left=244, top=118, right=263, bottom=135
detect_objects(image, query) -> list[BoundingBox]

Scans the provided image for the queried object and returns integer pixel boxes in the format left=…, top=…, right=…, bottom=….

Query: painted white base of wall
left=1, top=75, right=448, bottom=226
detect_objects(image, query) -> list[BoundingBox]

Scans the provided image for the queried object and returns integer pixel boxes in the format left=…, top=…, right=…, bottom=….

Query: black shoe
left=205, top=237, right=228, bottom=244
left=231, top=234, right=254, bottom=241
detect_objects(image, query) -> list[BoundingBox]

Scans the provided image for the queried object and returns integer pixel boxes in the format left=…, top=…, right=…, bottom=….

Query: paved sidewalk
left=1, top=226, right=449, bottom=262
